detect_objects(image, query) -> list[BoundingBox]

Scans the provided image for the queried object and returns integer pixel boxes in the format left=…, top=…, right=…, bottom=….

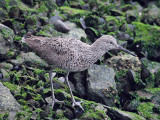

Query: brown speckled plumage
left=25, top=35, right=128, bottom=71
left=24, top=35, right=136, bottom=111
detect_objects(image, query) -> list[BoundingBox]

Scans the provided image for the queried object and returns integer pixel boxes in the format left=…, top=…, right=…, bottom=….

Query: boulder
left=87, top=65, right=117, bottom=106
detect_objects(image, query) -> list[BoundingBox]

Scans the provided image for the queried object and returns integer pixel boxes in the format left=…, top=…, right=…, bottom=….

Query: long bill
left=118, top=46, right=137, bottom=56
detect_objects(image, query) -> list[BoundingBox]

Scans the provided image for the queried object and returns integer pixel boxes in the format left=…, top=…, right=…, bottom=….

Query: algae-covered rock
left=137, top=102, right=156, bottom=120
left=36, top=24, right=63, bottom=37
left=106, top=106, right=146, bottom=120
left=0, top=24, right=16, bottom=60
left=10, top=52, right=49, bottom=68
left=60, top=6, right=90, bottom=18
left=131, top=22, right=160, bottom=61
left=105, top=55, right=141, bottom=72
left=141, top=58, right=160, bottom=88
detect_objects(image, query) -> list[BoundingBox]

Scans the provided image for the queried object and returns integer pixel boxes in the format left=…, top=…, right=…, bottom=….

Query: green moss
left=18, top=1, right=36, bottom=14
left=33, top=68, right=45, bottom=76
left=1, top=27, right=11, bottom=38
left=60, top=6, right=90, bottom=17
left=36, top=30, right=53, bottom=37
left=37, top=4, right=48, bottom=13
left=145, top=87, right=160, bottom=94
left=14, top=35, right=22, bottom=41
left=6, top=50, right=14, bottom=57
left=0, top=113, right=9, bottom=120
left=115, top=70, right=127, bottom=80
left=105, top=16, right=119, bottom=25
left=137, top=102, right=155, bottom=119
left=131, top=22, right=160, bottom=58
left=132, top=22, right=160, bottom=45
left=2, top=82, right=21, bottom=92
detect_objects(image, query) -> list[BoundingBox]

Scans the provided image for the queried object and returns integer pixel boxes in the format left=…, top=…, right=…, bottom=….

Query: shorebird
left=24, top=35, right=136, bottom=111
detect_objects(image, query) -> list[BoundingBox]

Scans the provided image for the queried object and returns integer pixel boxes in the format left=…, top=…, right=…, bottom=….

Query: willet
left=24, top=35, right=136, bottom=111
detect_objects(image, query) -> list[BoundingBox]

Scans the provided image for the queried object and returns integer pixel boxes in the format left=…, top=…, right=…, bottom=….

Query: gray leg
left=65, top=72, right=84, bottom=111
left=49, top=70, right=63, bottom=109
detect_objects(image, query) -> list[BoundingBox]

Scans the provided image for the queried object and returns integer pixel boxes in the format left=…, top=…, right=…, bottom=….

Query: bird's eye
left=109, top=42, right=113, bottom=44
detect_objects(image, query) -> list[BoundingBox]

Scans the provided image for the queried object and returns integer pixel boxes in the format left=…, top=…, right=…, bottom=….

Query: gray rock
left=105, top=106, right=146, bottom=120
left=64, top=21, right=87, bottom=40
left=117, top=32, right=131, bottom=41
left=0, top=24, right=16, bottom=60
left=10, top=52, right=49, bottom=68
left=49, top=16, right=70, bottom=33
left=87, top=65, right=117, bottom=106
left=0, top=82, right=20, bottom=111
left=123, top=99, right=140, bottom=111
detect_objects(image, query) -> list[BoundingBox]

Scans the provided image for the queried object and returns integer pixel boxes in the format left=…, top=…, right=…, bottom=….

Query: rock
left=52, top=19, right=70, bottom=33
left=110, top=9, right=124, bottom=16
left=123, top=99, right=140, bottom=111
left=117, top=32, right=131, bottom=41
left=130, top=22, right=160, bottom=61
left=0, top=24, right=16, bottom=60
left=155, top=70, right=160, bottom=87
left=8, top=5, right=21, bottom=18
left=105, top=106, right=146, bottom=120
left=0, top=82, right=20, bottom=111
left=141, top=58, right=160, bottom=88
left=0, top=62, right=13, bottom=70
left=71, top=72, right=86, bottom=98
left=10, top=52, right=49, bottom=68
left=120, top=23, right=134, bottom=32
left=0, top=9, right=8, bottom=22
left=56, top=0, right=66, bottom=7
left=127, top=70, right=145, bottom=90
left=105, top=55, right=141, bottom=72
left=58, top=77, right=65, bottom=83
left=21, top=0, right=34, bottom=6
left=136, top=90, right=153, bottom=100
left=64, top=21, right=87, bottom=40
left=36, top=25, right=63, bottom=37
left=63, top=108, right=74, bottom=119
left=0, top=69, right=10, bottom=82
left=147, top=5, right=160, bottom=24
left=87, top=65, right=117, bottom=106
left=80, top=103, right=108, bottom=120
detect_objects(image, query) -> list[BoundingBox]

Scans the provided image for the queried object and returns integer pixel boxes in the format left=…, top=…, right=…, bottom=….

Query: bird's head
left=98, top=35, right=136, bottom=56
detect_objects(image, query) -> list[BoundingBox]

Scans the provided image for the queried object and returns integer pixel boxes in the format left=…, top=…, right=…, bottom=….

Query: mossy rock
left=106, top=106, right=146, bottom=120
left=36, top=25, right=63, bottom=37
left=137, top=102, right=156, bottom=119
left=141, top=58, right=160, bottom=88
left=60, top=6, right=90, bottom=19
left=131, top=22, right=160, bottom=60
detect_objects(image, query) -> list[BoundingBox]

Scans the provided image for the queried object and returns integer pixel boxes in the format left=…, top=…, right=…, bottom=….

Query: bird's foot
left=72, top=100, right=84, bottom=112
left=52, top=99, right=64, bottom=110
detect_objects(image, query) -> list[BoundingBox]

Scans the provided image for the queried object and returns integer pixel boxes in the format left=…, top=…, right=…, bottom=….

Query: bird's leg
left=49, top=70, right=63, bottom=109
left=65, top=72, right=84, bottom=111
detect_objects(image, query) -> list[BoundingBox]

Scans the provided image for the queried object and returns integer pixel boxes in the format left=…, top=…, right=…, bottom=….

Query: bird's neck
left=90, top=40, right=108, bottom=63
